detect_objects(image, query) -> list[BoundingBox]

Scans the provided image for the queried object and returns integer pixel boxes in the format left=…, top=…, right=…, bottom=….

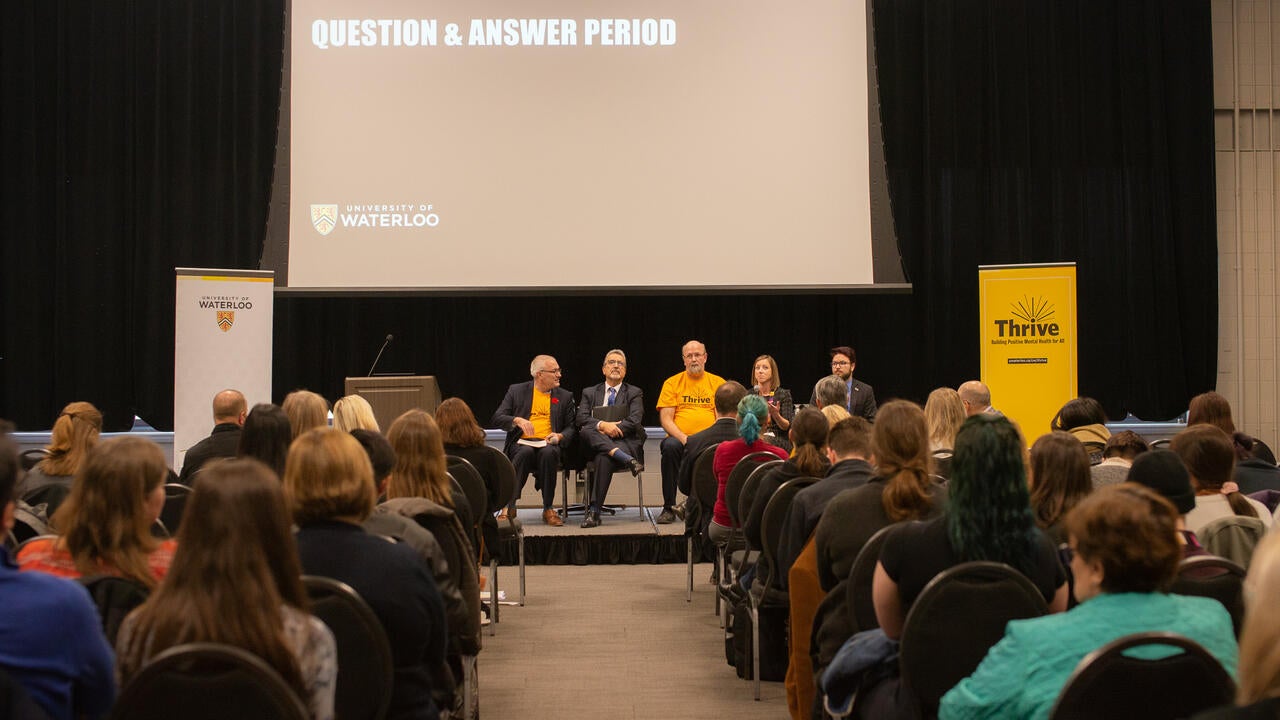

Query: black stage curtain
left=2, top=0, right=1215, bottom=431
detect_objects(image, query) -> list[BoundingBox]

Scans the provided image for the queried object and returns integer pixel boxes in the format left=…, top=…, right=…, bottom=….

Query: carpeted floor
left=478, top=563, right=788, bottom=719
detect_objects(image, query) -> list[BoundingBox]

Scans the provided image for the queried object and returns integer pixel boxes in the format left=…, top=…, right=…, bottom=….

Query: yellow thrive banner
left=979, top=263, right=1077, bottom=442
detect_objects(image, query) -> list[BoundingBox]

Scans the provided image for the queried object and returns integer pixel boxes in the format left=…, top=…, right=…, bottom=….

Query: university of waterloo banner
left=174, top=268, right=274, bottom=473
left=979, top=263, right=1077, bottom=442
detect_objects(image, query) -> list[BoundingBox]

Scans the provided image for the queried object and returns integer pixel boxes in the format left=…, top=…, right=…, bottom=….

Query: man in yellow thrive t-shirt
left=655, top=340, right=725, bottom=524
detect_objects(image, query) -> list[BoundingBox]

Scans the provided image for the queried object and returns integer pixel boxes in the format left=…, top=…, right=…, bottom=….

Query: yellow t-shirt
left=528, top=389, right=552, bottom=438
left=657, top=371, right=726, bottom=435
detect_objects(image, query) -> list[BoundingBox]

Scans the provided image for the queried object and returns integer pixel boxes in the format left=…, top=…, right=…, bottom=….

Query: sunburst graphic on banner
left=1010, top=295, right=1055, bottom=324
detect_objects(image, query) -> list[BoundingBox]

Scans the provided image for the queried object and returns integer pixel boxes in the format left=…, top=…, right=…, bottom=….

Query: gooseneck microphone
left=367, top=334, right=394, bottom=376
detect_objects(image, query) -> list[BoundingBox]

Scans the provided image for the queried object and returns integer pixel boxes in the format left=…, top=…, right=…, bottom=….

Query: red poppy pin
left=551, top=398, right=560, bottom=404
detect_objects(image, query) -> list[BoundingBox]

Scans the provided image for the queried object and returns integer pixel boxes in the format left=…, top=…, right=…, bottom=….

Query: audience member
left=237, top=402, right=292, bottom=478
left=0, top=422, right=114, bottom=720
left=19, top=436, right=174, bottom=588
left=576, top=349, right=646, bottom=528
left=286, top=428, right=449, bottom=720
left=940, top=484, right=1238, bottom=720
left=707, top=395, right=788, bottom=545
left=283, top=390, right=330, bottom=439
left=820, top=403, right=851, bottom=426
left=957, top=380, right=1000, bottom=417
left=747, top=354, right=795, bottom=452
left=1028, top=431, right=1093, bottom=543
left=177, top=389, right=246, bottom=483
left=925, top=387, right=966, bottom=451
left=1127, top=449, right=1215, bottom=562
left=332, top=394, right=380, bottom=433
left=811, top=346, right=876, bottom=420
left=1050, top=397, right=1111, bottom=463
left=744, top=409, right=830, bottom=574
left=436, top=397, right=501, bottom=551
left=1090, top=429, right=1149, bottom=489
left=117, top=459, right=336, bottom=720
left=1186, top=391, right=1280, bottom=493
left=492, top=354, right=577, bottom=526
left=1198, top=533, right=1280, bottom=718
left=17, top=401, right=102, bottom=516
left=1172, top=425, right=1271, bottom=534
left=377, top=411, right=481, bottom=705
left=674, top=381, right=747, bottom=523
left=811, top=374, right=848, bottom=411
left=350, top=428, right=396, bottom=490
left=775, top=415, right=877, bottom=588
left=657, top=340, right=727, bottom=524
left=1188, top=391, right=1239, bottom=437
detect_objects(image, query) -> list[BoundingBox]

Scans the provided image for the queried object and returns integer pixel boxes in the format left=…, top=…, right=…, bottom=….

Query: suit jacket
left=808, top=377, right=877, bottom=421
left=491, top=381, right=577, bottom=456
left=576, top=382, right=647, bottom=456
left=178, top=423, right=242, bottom=483
left=677, top=417, right=740, bottom=496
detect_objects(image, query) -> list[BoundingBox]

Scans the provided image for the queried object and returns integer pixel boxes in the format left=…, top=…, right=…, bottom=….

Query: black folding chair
left=111, top=643, right=309, bottom=720
left=1049, top=632, right=1235, bottom=720
left=1169, top=555, right=1247, bottom=637
left=303, top=576, right=394, bottom=720
left=844, top=524, right=897, bottom=633
left=686, top=443, right=722, bottom=603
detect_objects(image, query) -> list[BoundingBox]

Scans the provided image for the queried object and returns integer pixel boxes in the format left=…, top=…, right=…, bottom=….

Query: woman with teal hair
left=872, top=414, right=1070, bottom=639
left=708, top=395, right=788, bottom=544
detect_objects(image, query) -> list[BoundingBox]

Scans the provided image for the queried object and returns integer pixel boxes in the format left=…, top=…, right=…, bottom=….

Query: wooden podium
left=344, top=375, right=441, bottom=429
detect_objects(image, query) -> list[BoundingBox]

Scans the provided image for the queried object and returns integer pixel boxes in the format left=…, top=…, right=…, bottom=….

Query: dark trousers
left=660, top=436, right=685, bottom=509
left=508, top=444, right=561, bottom=510
left=580, top=426, right=641, bottom=511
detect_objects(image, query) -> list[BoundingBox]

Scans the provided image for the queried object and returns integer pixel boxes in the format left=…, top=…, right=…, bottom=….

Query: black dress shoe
left=581, top=510, right=601, bottom=528
left=627, top=458, right=644, bottom=477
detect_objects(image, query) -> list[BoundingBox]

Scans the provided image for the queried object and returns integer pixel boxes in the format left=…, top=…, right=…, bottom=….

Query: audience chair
left=13, top=534, right=57, bottom=556
left=302, top=576, right=394, bottom=720
left=717, top=452, right=780, bottom=622
left=18, top=448, right=48, bottom=471
left=0, top=663, right=51, bottom=720
left=480, top=445, right=523, bottom=629
left=686, top=443, right=722, bottom=603
left=898, top=561, right=1050, bottom=714
left=156, top=483, right=191, bottom=538
left=844, top=524, right=897, bottom=633
left=1198, top=515, right=1266, bottom=569
left=109, top=642, right=309, bottom=720
left=749, top=476, right=819, bottom=699
left=930, top=448, right=953, bottom=481
left=1169, top=555, right=1247, bottom=637
left=78, top=575, right=150, bottom=647
left=729, top=458, right=784, bottom=578
left=20, top=484, right=70, bottom=524
left=1048, top=632, right=1235, bottom=720
left=446, top=457, right=488, bottom=555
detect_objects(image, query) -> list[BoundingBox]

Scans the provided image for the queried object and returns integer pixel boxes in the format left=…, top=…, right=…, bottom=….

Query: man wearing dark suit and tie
left=810, top=345, right=877, bottom=421
left=576, top=349, right=646, bottom=528
left=492, top=354, right=577, bottom=526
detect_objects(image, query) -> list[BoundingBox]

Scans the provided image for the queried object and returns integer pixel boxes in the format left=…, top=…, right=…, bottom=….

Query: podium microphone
left=368, top=334, right=394, bottom=376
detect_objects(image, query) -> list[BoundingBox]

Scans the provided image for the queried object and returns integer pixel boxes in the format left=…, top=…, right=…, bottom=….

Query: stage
left=496, top=505, right=690, bottom=566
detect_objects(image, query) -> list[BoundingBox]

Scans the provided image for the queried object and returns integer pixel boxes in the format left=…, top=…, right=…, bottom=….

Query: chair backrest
left=930, top=449, right=953, bottom=481
left=480, top=445, right=519, bottom=511
left=78, top=575, right=151, bottom=647
left=690, top=444, right=723, bottom=513
left=760, top=477, right=820, bottom=589
left=844, top=524, right=897, bottom=633
left=158, top=483, right=191, bottom=537
left=1048, top=632, right=1235, bottom=720
left=20, top=483, right=70, bottom=521
left=13, top=534, right=58, bottom=556
left=303, top=576, right=394, bottom=720
left=446, top=456, right=487, bottom=531
left=18, top=448, right=48, bottom=471
left=111, top=642, right=310, bottom=720
left=899, top=561, right=1050, bottom=711
left=738, top=460, right=785, bottom=542
left=1198, top=514, right=1267, bottom=569
left=1169, top=555, right=1247, bottom=637
left=725, top=452, right=779, bottom=527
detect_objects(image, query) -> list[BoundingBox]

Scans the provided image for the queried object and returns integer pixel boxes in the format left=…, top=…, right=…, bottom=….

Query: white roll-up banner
left=174, top=268, right=275, bottom=473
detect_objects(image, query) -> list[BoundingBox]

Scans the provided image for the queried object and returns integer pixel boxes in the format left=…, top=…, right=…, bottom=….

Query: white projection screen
left=279, top=0, right=889, bottom=291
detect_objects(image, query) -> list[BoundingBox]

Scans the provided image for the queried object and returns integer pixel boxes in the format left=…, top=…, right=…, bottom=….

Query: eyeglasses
left=538, top=368, right=562, bottom=375
left=1057, top=544, right=1077, bottom=565
left=831, top=360, right=851, bottom=367
left=684, top=353, right=706, bottom=360
left=604, top=359, right=626, bottom=367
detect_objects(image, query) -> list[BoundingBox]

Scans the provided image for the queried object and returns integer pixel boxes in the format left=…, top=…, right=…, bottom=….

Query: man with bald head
left=178, top=388, right=247, bottom=483
left=958, top=380, right=1000, bottom=417
left=493, top=355, right=578, bottom=526
left=656, top=340, right=726, bottom=524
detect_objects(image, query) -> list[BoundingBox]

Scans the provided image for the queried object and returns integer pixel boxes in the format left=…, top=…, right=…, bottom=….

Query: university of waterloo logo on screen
left=311, top=204, right=338, bottom=236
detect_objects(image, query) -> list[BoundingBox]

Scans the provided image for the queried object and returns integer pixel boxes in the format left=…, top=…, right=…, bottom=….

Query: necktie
left=607, top=387, right=617, bottom=406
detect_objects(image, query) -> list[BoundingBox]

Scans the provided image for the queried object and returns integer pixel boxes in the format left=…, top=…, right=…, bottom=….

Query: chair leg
left=489, top=559, right=499, bottom=635
left=518, top=530, right=526, bottom=606
left=715, top=544, right=726, bottom=622
left=751, top=601, right=761, bottom=700
left=637, top=474, right=644, bottom=522
left=686, top=538, right=694, bottom=602
left=462, top=654, right=477, bottom=720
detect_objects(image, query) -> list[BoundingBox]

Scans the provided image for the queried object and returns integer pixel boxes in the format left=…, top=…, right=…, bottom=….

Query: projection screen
left=275, top=0, right=895, bottom=291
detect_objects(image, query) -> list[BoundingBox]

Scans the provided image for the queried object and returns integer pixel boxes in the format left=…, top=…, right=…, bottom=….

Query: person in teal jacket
left=940, top=483, right=1239, bottom=720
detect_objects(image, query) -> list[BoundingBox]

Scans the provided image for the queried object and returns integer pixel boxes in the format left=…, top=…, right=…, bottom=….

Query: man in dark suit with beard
left=492, top=354, right=577, bottom=526
left=576, top=349, right=646, bottom=528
